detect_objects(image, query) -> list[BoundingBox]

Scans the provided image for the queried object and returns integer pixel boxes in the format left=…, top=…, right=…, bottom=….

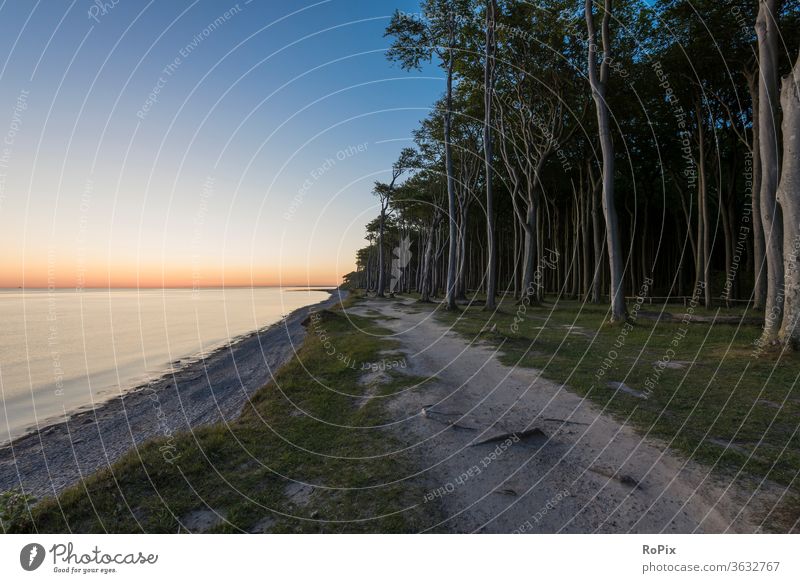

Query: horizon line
left=0, top=284, right=340, bottom=290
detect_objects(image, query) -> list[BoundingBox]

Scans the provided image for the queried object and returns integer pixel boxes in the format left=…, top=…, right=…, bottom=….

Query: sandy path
left=0, top=291, right=345, bottom=500
left=352, top=297, right=775, bottom=533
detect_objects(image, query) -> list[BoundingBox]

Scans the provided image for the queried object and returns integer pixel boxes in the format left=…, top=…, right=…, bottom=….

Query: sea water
left=0, top=287, right=330, bottom=443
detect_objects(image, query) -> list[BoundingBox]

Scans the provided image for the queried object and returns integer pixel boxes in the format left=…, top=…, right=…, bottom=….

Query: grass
left=431, top=295, right=800, bottom=515
left=12, top=299, right=436, bottom=533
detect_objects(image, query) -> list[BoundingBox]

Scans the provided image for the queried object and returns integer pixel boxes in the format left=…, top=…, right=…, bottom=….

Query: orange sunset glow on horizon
left=0, top=256, right=344, bottom=289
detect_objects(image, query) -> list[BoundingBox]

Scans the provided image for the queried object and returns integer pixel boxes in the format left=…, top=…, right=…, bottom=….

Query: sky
left=0, top=0, right=441, bottom=288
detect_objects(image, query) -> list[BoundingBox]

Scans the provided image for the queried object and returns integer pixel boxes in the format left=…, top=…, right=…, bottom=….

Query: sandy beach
left=0, top=290, right=344, bottom=500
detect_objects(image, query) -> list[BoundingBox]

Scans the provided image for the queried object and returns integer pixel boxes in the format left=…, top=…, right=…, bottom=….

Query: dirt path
left=350, top=297, right=776, bottom=533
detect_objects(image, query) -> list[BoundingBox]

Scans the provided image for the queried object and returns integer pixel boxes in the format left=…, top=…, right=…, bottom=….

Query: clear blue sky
left=0, top=0, right=441, bottom=287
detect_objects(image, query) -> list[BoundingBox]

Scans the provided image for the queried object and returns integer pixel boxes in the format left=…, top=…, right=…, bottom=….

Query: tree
left=403, top=171, right=446, bottom=301
left=491, top=1, right=585, bottom=305
left=451, top=106, right=483, bottom=300
left=586, top=0, right=626, bottom=321
left=483, top=0, right=498, bottom=310
left=374, top=148, right=418, bottom=297
left=756, top=0, right=784, bottom=343
left=386, top=0, right=470, bottom=310
left=778, top=50, right=800, bottom=347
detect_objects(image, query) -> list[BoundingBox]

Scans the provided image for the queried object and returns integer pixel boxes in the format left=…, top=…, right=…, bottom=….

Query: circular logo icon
left=20, top=543, right=46, bottom=571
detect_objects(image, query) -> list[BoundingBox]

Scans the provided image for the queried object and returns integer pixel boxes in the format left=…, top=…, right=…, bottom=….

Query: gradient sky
left=0, top=0, right=440, bottom=288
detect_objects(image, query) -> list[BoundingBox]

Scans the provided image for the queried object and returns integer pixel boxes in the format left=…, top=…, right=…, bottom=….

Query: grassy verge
left=430, top=296, right=800, bottom=527
left=10, top=299, right=432, bottom=533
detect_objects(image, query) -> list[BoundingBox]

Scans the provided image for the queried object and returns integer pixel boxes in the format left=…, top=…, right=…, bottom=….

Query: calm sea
left=0, top=287, right=330, bottom=443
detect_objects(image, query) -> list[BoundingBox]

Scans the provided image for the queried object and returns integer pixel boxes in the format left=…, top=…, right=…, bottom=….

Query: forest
left=345, top=0, right=800, bottom=349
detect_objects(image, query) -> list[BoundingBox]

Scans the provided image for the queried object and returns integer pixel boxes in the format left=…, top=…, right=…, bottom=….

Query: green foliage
left=0, top=489, right=36, bottom=533
left=385, top=0, right=475, bottom=70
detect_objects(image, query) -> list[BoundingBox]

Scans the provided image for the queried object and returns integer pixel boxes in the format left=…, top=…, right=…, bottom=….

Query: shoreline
left=0, top=289, right=345, bottom=500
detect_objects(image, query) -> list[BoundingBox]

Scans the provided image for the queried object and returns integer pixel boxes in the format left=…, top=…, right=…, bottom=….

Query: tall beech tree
left=778, top=51, right=800, bottom=346
left=484, top=0, right=498, bottom=309
left=586, top=0, right=626, bottom=321
left=386, top=0, right=471, bottom=310
left=756, top=0, right=784, bottom=343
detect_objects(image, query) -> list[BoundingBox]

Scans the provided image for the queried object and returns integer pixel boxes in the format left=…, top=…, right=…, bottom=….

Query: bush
left=0, top=489, right=36, bottom=533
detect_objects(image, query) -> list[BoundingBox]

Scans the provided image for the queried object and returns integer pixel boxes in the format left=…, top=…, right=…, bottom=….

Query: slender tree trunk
left=720, top=160, right=735, bottom=305
left=521, top=204, right=538, bottom=303
left=456, top=201, right=470, bottom=300
left=536, top=192, right=544, bottom=302
left=366, top=250, right=372, bottom=291
left=484, top=0, right=497, bottom=309
left=778, top=51, right=800, bottom=347
left=586, top=0, right=626, bottom=321
left=582, top=176, right=591, bottom=298
left=694, top=175, right=703, bottom=293
left=435, top=227, right=446, bottom=298
left=571, top=193, right=580, bottom=298
left=729, top=195, right=739, bottom=298
left=625, top=199, right=635, bottom=294
left=748, top=72, right=768, bottom=309
left=377, top=204, right=387, bottom=297
left=696, top=99, right=712, bottom=308
left=554, top=204, right=562, bottom=292
left=676, top=215, right=686, bottom=296
left=678, top=186, right=698, bottom=290
left=513, top=218, right=521, bottom=297
left=641, top=197, right=649, bottom=289
left=757, top=0, right=784, bottom=342
left=444, top=48, right=458, bottom=310
left=414, top=230, right=424, bottom=292
left=591, top=168, right=603, bottom=303
left=420, top=219, right=437, bottom=301
left=431, top=232, right=439, bottom=298
left=745, top=217, right=754, bottom=299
